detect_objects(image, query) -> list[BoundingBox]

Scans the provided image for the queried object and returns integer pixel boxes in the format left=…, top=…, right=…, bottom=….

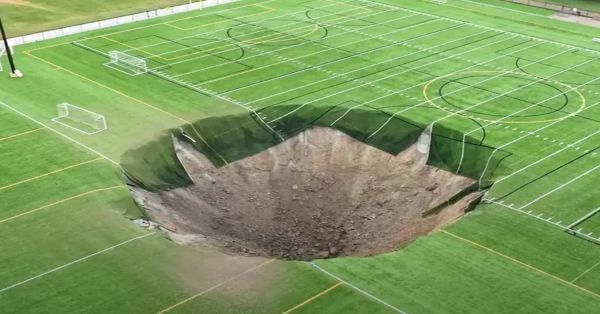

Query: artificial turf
left=0, top=0, right=599, bottom=313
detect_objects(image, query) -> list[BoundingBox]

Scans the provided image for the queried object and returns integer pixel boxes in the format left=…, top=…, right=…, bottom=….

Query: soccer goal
left=105, top=51, right=148, bottom=76
left=52, top=103, right=107, bottom=135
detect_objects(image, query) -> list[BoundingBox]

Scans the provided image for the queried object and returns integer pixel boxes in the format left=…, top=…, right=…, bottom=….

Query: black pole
left=0, top=17, right=17, bottom=74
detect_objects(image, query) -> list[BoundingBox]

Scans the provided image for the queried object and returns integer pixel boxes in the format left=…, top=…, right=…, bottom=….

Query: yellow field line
left=25, top=0, right=276, bottom=53
left=156, top=259, right=275, bottom=313
left=101, top=36, right=166, bottom=60
left=282, top=282, right=343, bottom=314
left=0, top=128, right=44, bottom=142
left=0, top=185, right=126, bottom=225
left=23, top=50, right=228, bottom=165
left=441, top=230, right=600, bottom=298
left=571, top=258, right=600, bottom=283
left=0, top=158, right=103, bottom=192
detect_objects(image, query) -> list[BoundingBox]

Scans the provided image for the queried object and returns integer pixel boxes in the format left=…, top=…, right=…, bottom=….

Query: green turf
left=546, top=0, right=600, bottom=11
left=0, top=0, right=199, bottom=37
left=1, top=0, right=600, bottom=313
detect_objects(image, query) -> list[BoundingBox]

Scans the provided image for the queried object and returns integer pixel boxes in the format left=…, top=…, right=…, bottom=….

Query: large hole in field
left=130, top=127, right=482, bottom=260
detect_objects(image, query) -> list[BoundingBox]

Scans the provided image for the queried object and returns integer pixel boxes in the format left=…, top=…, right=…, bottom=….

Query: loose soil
left=130, top=127, right=482, bottom=260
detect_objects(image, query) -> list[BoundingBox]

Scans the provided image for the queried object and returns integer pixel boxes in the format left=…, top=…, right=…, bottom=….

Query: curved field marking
left=172, top=12, right=423, bottom=79
left=272, top=32, right=521, bottom=124
left=227, top=20, right=464, bottom=98
left=364, top=47, right=576, bottom=140
left=422, top=70, right=586, bottom=124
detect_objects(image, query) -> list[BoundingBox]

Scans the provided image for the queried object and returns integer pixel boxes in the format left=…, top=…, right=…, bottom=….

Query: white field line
left=517, top=163, right=600, bottom=210
left=359, top=0, right=600, bottom=56
left=0, top=232, right=156, bottom=294
left=78, top=7, right=420, bottom=77
left=365, top=47, right=576, bottom=140
left=307, top=262, right=407, bottom=314
left=173, top=13, right=429, bottom=80
left=269, top=33, right=520, bottom=124
left=495, top=131, right=600, bottom=184
left=572, top=258, right=600, bottom=282
left=109, top=1, right=359, bottom=58
left=455, top=0, right=548, bottom=17
left=476, top=75, right=600, bottom=185
left=0, top=101, right=120, bottom=167
left=329, top=40, right=551, bottom=127
left=151, top=5, right=372, bottom=58
left=567, top=207, right=600, bottom=229
left=483, top=199, right=568, bottom=228
left=74, top=45, right=284, bottom=141
left=236, top=23, right=475, bottom=102
left=432, top=50, right=594, bottom=126
left=486, top=198, right=600, bottom=243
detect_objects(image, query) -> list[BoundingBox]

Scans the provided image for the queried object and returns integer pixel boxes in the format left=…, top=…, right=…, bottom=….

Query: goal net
left=52, top=103, right=107, bottom=135
left=106, top=51, right=148, bottom=75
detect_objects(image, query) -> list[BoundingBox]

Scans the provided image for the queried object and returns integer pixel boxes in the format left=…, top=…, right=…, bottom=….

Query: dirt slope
left=130, top=127, right=481, bottom=260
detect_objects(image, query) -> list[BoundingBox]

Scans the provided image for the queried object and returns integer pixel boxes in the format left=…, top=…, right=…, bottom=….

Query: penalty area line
left=0, top=232, right=157, bottom=294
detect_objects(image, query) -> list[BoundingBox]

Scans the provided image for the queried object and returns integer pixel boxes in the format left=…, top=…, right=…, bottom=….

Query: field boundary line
left=18, top=52, right=229, bottom=165
left=308, top=262, right=407, bottom=313
left=107, top=3, right=366, bottom=63
left=0, top=186, right=126, bottom=225
left=455, top=0, right=549, bottom=17
left=85, top=0, right=344, bottom=60
left=0, top=158, right=103, bottom=192
left=440, top=230, right=600, bottom=298
left=0, top=128, right=44, bottom=142
left=572, top=259, right=600, bottom=283
left=360, top=0, right=600, bottom=55
left=0, top=101, right=120, bottom=166
left=282, top=282, right=343, bottom=314
left=164, top=3, right=275, bottom=31
left=0, top=232, right=156, bottom=293
left=156, top=259, right=275, bottom=314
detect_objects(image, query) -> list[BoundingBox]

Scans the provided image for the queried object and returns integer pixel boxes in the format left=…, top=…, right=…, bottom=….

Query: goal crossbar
left=105, top=50, right=148, bottom=76
left=52, top=103, right=107, bottom=135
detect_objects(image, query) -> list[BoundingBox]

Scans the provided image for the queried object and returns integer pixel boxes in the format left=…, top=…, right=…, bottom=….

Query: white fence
left=7, top=0, right=238, bottom=47
left=505, top=0, right=600, bottom=20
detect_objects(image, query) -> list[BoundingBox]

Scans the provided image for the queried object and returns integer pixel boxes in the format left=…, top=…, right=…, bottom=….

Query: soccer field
left=1, top=0, right=599, bottom=313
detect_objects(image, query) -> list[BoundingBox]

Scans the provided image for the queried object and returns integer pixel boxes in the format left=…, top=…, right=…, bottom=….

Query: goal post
left=105, top=50, right=148, bottom=76
left=52, top=103, right=107, bottom=135
left=0, top=46, right=4, bottom=72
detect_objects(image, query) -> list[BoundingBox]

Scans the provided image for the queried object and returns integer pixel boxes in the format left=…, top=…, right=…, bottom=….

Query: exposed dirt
left=130, top=127, right=482, bottom=260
